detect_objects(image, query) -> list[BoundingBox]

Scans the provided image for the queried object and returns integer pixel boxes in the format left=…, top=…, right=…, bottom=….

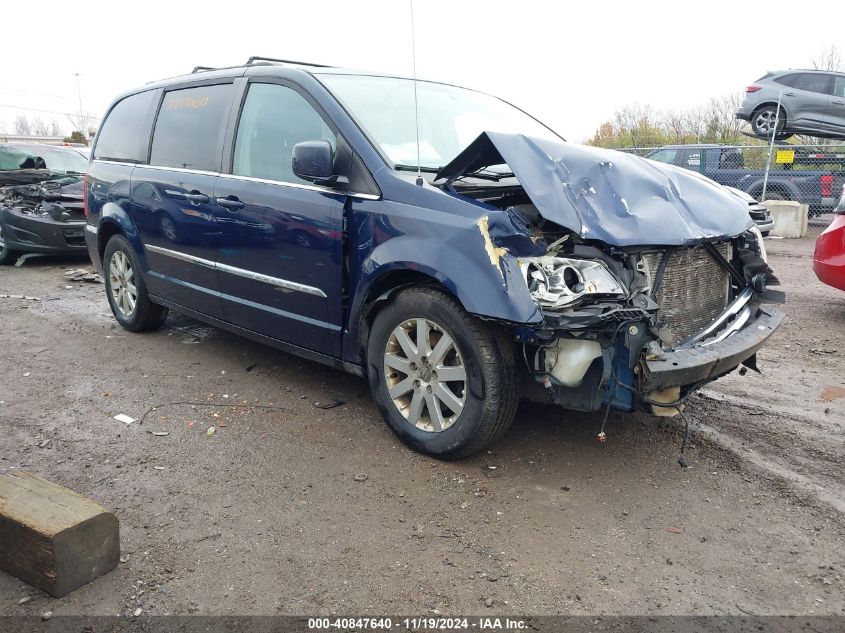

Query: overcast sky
left=1, top=0, right=842, bottom=142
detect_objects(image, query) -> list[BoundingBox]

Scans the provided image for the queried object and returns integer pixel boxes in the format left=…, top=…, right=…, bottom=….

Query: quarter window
left=93, top=90, right=157, bottom=163
left=150, top=84, right=234, bottom=172
left=233, top=83, right=336, bottom=184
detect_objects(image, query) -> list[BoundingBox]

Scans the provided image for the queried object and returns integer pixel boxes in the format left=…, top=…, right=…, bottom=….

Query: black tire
left=750, top=105, right=788, bottom=139
left=103, top=234, right=168, bottom=332
left=0, top=221, right=20, bottom=265
left=366, top=286, right=518, bottom=459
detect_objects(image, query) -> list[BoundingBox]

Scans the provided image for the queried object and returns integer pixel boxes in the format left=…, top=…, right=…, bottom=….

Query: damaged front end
left=437, top=132, right=784, bottom=416
left=0, top=175, right=87, bottom=257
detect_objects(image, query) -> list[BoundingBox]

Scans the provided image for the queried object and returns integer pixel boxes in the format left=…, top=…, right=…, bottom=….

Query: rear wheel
left=751, top=105, right=787, bottom=138
left=103, top=235, right=168, bottom=332
left=366, top=287, right=518, bottom=459
left=0, top=222, right=20, bottom=265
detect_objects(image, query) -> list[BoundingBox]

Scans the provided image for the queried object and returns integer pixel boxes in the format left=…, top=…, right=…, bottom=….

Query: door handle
left=183, top=192, right=209, bottom=204
left=833, top=100, right=845, bottom=105
left=216, top=196, right=244, bottom=211
left=784, top=92, right=796, bottom=97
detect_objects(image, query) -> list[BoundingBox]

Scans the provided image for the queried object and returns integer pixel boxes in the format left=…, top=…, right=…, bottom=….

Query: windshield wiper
left=394, top=164, right=441, bottom=173
left=454, top=169, right=516, bottom=182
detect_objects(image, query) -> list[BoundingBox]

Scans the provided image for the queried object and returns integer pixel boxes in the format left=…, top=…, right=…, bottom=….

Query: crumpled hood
left=436, top=132, right=752, bottom=247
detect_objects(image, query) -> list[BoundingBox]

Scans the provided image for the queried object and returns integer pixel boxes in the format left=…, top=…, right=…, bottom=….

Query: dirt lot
left=1, top=228, right=843, bottom=617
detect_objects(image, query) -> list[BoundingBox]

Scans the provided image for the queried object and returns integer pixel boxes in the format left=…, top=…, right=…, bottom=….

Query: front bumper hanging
left=640, top=304, right=783, bottom=391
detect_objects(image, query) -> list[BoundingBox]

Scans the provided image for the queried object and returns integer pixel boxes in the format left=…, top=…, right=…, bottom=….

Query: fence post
left=761, top=90, right=783, bottom=202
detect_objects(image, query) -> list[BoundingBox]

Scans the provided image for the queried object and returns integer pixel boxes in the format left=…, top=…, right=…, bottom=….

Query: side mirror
left=292, top=140, right=347, bottom=187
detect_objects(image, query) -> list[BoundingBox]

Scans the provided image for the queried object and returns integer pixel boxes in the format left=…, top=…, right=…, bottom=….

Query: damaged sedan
left=84, top=60, right=784, bottom=459
left=0, top=143, right=88, bottom=265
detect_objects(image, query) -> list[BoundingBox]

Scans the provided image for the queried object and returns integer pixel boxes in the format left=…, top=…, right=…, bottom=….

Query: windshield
left=317, top=74, right=563, bottom=170
left=0, top=144, right=88, bottom=174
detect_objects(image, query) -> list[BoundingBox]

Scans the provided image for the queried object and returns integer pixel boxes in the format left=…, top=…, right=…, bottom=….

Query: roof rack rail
left=192, top=66, right=218, bottom=73
left=245, top=56, right=331, bottom=68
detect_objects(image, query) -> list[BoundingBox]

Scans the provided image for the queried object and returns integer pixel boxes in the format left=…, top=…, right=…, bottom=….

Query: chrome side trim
left=145, top=244, right=327, bottom=298
left=215, top=261, right=327, bottom=297
left=134, top=164, right=220, bottom=177
left=146, top=244, right=215, bottom=270
left=682, top=287, right=753, bottom=347
left=217, top=172, right=381, bottom=200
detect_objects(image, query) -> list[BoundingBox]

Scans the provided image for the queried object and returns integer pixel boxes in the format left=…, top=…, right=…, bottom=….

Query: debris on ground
left=819, top=386, right=845, bottom=402
left=206, top=426, right=216, bottom=436
left=114, top=414, right=136, bottom=425
left=353, top=473, right=368, bottom=482
left=147, top=431, right=170, bottom=437
left=64, top=269, right=103, bottom=284
left=0, top=472, right=119, bottom=597
left=314, top=398, right=346, bottom=409
left=0, top=294, right=40, bottom=301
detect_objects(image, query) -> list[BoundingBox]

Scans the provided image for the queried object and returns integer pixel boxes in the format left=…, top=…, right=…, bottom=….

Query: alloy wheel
left=109, top=250, right=137, bottom=317
left=754, top=109, right=778, bottom=134
left=383, top=318, right=467, bottom=433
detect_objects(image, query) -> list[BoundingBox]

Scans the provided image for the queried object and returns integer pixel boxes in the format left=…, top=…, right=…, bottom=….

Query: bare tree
left=31, top=117, right=51, bottom=136
left=14, top=114, right=31, bottom=135
left=67, top=112, right=97, bottom=136
left=49, top=120, right=62, bottom=137
left=810, top=44, right=843, bottom=71
left=707, top=92, right=746, bottom=143
left=660, top=109, right=683, bottom=143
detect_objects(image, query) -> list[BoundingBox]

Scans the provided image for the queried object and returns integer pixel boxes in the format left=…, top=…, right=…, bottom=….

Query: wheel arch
left=97, top=202, right=144, bottom=262
left=750, top=101, right=790, bottom=130
left=353, top=268, right=463, bottom=367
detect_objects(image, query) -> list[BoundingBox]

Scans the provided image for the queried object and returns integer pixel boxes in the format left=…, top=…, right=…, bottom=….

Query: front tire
left=103, top=235, right=168, bottom=332
left=366, top=287, right=518, bottom=459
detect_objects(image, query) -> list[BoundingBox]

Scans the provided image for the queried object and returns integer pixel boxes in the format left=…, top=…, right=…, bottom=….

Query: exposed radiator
left=643, top=243, right=732, bottom=347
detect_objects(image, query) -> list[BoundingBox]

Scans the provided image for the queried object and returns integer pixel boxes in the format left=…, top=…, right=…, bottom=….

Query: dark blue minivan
left=85, top=58, right=783, bottom=459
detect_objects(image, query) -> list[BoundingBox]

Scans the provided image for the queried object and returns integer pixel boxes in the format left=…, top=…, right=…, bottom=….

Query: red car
left=813, top=190, right=845, bottom=291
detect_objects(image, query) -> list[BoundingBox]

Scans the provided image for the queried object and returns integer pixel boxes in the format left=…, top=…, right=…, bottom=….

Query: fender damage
left=435, top=132, right=784, bottom=415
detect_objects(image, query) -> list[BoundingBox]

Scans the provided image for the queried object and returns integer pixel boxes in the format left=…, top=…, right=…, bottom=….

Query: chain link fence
left=616, top=143, right=845, bottom=228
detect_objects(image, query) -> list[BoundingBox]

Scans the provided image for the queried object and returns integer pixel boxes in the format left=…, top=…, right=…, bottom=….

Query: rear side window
left=150, top=84, right=233, bottom=172
left=93, top=91, right=157, bottom=163
left=793, top=73, right=834, bottom=95
left=834, top=76, right=845, bottom=98
left=232, top=83, right=336, bottom=184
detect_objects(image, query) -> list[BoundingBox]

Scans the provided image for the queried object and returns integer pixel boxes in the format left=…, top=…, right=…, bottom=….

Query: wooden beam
left=0, top=472, right=119, bottom=597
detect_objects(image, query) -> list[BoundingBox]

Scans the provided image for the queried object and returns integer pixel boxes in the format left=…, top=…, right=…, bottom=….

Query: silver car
left=736, top=69, right=845, bottom=139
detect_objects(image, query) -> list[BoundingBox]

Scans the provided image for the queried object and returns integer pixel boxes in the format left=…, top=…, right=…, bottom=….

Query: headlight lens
left=518, top=256, right=625, bottom=308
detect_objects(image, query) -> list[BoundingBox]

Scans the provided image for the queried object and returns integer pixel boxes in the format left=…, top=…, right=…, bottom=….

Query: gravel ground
left=0, top=228, right=843, bottom=617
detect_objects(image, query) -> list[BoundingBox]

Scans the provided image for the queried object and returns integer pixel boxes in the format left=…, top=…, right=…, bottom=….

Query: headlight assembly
left=518, top=256, right=625, bottom=308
